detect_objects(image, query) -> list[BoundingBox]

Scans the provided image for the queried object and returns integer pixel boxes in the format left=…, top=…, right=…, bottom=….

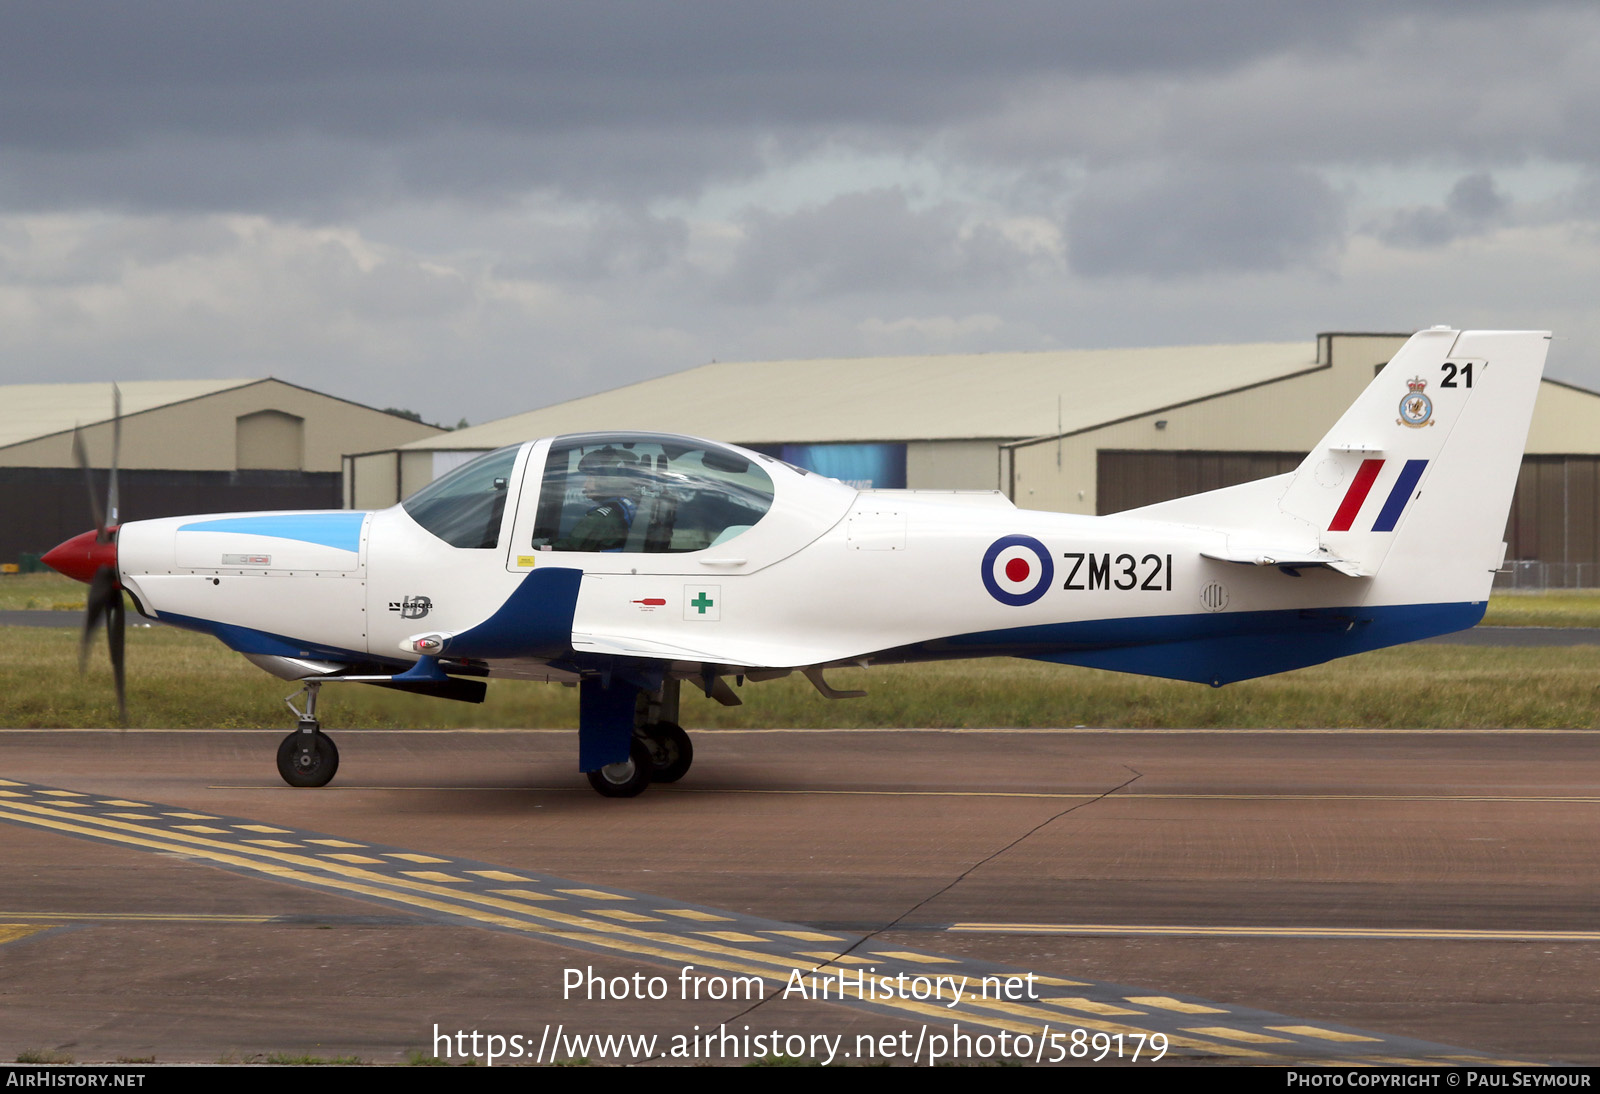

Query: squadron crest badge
left=1397, top=376, right=1435, bottom=428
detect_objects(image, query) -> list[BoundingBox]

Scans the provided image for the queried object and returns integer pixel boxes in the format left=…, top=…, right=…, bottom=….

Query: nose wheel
left=277, top=724, right=340, bottom=788
left=277, top=682, right=340, bottom=788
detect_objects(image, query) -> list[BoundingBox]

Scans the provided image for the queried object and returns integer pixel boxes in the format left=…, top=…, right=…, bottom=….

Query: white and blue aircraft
left=45, top=328, right=1550, bottom=796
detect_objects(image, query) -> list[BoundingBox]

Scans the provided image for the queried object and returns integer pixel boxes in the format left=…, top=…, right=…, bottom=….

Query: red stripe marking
left=1328, top=459, right=1385, bottom=531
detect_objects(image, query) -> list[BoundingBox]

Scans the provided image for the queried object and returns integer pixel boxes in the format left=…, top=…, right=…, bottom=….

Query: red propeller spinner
left=42, top=526, right=118, bottom=586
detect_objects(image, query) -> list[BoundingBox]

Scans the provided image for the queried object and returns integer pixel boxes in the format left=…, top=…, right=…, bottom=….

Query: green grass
left=262, top=1052, right=365, bottom=1065
left=0, top=572, right=87, bottom=611
left=10, top=622, right=1600, bottom=731
left=1480, top=589, right=1600, bottom=628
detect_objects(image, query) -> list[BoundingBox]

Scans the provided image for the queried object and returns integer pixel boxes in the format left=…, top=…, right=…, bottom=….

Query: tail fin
left=1280, top=328, right=1548, bottom=598
left=1130, top=328, right=1549, bottom=599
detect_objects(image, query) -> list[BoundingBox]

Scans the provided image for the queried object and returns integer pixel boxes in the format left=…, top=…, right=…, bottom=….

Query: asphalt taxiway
left=2, top=726, right=1597, bottom=1066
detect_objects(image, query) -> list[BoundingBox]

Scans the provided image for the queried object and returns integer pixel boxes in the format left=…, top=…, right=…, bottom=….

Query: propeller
left=44, top=384, right=126, bottom=722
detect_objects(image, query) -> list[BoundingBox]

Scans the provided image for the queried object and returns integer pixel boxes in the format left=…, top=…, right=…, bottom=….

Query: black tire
left=639, top=721, right=693, bottom=783
left=276, top=730, right=340, bottom=788
left=585, top=737, right=654, bottom=798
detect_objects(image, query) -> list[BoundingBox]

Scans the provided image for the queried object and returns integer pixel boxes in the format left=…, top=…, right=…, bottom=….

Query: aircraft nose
left=42, top=528, right=118, bottom=586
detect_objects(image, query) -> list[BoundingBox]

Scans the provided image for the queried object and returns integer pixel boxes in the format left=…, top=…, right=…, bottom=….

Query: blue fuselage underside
left=162, top=599, right=1484, bottom=690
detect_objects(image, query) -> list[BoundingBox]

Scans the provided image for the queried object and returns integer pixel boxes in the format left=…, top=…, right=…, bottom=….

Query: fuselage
left=97, top=431, right=1479, bottom=690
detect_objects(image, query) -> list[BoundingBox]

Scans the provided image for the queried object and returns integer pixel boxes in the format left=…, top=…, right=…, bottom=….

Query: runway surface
left=1, top=727, right=1596, bottom=1066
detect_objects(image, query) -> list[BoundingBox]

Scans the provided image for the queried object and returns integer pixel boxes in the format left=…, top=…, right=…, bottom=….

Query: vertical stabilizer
left=1279, top=328, right=1548, bottom=599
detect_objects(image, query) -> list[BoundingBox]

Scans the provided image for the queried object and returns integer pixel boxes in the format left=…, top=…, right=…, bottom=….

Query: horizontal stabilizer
left=1198, top=546, right=1369, bottom=577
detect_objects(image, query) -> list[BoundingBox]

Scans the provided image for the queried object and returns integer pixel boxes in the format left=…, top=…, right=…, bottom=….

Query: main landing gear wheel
left=277, top=727, right=340, bottom=788
left=586, top=737, right=654, bottom=798
left=638, top=721, right=693, bottom=783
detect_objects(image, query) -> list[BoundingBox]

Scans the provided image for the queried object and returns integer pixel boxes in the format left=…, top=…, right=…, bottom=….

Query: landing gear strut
left=637, top=720, right=693, bottom=783
left=277, top=681, right=340, bottom=788
left=635, top=678, right=693, bottom=783
left=578, top=677, right=696, bottom=797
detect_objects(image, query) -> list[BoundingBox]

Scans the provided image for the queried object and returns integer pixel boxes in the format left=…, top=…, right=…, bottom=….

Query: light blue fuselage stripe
left=1371, top=459, right=1428, bottom=532
left=177, top=513, right=366, bottom=553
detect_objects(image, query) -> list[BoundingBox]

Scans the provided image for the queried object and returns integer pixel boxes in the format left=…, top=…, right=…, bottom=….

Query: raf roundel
left=981, top=535, right=1054, bottom=606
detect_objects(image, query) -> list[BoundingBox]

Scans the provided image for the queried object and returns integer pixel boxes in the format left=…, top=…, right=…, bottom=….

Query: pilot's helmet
left=578, top=446, right=640, bottom=498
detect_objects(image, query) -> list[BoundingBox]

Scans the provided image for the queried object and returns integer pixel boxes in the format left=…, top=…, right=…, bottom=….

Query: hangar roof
left=0, top=379, right=252, bottom=449
left=401, top=341, right=1318, bottom=451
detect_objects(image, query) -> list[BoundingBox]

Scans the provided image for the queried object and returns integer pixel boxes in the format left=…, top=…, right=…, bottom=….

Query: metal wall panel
left=0, top=468, right=341, bottom=564
left=1097, top=451, right=1304, bottom=515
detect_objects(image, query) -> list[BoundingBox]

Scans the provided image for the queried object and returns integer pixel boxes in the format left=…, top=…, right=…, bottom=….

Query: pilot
left=558, top=447, right=641, bottom=552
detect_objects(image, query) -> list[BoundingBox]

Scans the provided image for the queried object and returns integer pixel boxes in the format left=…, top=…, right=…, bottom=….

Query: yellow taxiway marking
left=0, top=924, right=50, bottom=945
left=401, top=871, right=467, bottom=883
left=768, top=930, right=841, bottom=941
left=950, top=923, right=1600, bottom=942
left=699, top=931, right=766, bottom=943
left=487, top=889, right=562, bottom=902
left=235, top=825, right=292, bottom=834
left=0, top=792, right=1423, bottom=1061
left=1268, top=1026, right=1381, bottom=1043
left=384, top=852, right=448, bottom=863
left=0, top=912, right=275, bottom=924
left=1184, top=1026, right=1293, bottom=1044
left=588, top=909, right=662, bottom=923
left=304, top=838, right=364, bottom=848
left=655, top=909, right=732, bottom=921
left=1127, top=996, right=1227, bottom=1014
left=871, top=951, right=949, bottom=964
left=1039, top=997, right=1145, bottom=1017
left=1, top=800, right=1271, bottom=1058
left=243, top=839, right=300, bottom=848
left=320, top=853, right=384, bottom=864
left=0, top=790, right=1418, bottom=1064
left=98, top=800, right=148, bottom=808
left=468, top=870, right=528, bottom=882
left=163, top=812, right=217, bottom=820
left=558, top=888, right=630, bottom=900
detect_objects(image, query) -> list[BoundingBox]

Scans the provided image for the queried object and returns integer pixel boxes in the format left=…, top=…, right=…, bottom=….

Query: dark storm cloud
left=1377, top=173, right=1511, bottom=249
left=0, top=1, right=1504, bottom=214
left=0, top=2, right=1378, bottom=138
left=1066, top=162, right=1345, bottom=278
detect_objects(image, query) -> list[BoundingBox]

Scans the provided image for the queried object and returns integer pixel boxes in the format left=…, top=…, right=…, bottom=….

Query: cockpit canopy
left=530, top=434, right=774, bottom=553
left=401, top=444, right=520, bottom=549
left=401, top=433, right=778, bottom=554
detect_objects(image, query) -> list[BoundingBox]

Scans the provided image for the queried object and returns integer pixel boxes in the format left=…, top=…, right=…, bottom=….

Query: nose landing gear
left=277, top=682, right=340, bottom=788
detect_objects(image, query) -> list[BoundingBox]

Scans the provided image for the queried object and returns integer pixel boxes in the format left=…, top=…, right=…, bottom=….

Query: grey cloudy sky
left=2, top=2, right=1597, bottom=425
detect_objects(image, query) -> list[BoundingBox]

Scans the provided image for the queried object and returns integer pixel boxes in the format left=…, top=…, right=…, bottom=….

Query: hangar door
left=1097, top=450, right=1304, bottom=516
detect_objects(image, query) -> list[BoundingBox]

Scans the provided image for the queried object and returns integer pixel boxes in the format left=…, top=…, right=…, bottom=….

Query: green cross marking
left=691, top=592, right=715, bottom=614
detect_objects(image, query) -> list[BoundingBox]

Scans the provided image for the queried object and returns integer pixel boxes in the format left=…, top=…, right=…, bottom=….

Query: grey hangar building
left=347, top=332, right=1600, bottom=587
